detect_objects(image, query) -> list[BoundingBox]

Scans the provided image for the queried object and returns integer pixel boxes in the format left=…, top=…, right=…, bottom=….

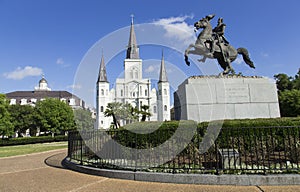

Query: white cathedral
left=96, top=18, right=171, bottom=129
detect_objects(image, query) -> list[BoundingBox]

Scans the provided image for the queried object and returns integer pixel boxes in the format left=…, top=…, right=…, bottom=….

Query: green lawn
left=0, top=142, right=67, bottom=158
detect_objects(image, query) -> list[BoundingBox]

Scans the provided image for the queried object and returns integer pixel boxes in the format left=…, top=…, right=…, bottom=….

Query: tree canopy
left=35, top=98, right=75, bottom=136
left=274, top=68, right=300, bottom=117
left=0, top=94, right=13, bottom=138
left=8, top=104, right=36, bottom=136
left=104, top=102, right=152, bottom=128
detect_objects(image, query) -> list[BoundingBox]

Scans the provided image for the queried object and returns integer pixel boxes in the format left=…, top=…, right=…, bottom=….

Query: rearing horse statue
left=184, top=14, right=255, bottom=75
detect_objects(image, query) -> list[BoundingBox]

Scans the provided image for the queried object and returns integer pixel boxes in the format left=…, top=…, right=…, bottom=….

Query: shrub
left=0, top=135, right=68, bottom=146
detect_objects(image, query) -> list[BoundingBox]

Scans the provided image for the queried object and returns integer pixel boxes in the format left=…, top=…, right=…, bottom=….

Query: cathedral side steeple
left=97, top=54, right=108, bottom=83
left=126, top=15, right=139, bottom=59
left=96, top=52, right=111, bottom=129
left=158, top=51, right=168, bottom=83
left=157, top=51, right=171, bottom=121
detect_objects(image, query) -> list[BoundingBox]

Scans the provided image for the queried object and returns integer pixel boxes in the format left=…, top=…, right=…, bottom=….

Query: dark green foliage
left=0, top=94, right=14, bottom=138
left=278, top=90, right=300, bottom=117
left=274, top=69, right=300, bottom=117
left=104, top=102, right=152, bottom=128
left=274, top=73, right=293, bottom=91
left=140, top=105, right=151, bottom=122
left=104, top=102, right=122, bottom=128
left=8, top=104, right=37, bottom=136
left=0, top=135, right=68, bottom=146
left=110, top=121, right=179, bottom=149
left=35, top=98, right=76, bottom=136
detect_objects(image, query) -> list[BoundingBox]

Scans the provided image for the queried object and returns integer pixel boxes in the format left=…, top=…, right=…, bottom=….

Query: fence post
left=215, top=140, right=219, bottom=175
left=80, top=138, right=83, bottom=165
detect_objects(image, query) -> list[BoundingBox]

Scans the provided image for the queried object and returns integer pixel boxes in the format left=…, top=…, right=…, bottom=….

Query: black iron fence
left=67, top=126, right=300, bottom=174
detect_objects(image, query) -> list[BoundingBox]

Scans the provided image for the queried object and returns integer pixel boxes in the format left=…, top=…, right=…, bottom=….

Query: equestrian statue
left=184, top=14, right=255, bottom=75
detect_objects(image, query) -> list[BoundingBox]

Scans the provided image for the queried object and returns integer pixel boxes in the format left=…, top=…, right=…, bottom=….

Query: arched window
left=100, top=106, right=104, bottom=112
left=145, top=89, right=148, bottom=96
left=101, top=89, right=104, bottom=96
left=164, top=89, right=167, bottom=95
left=153, top=106, right=157, bottom=113
left=121, top=89, right=123, bottom=97
left=130, top=70, right=134, bottom=79
left=164, top=105, right=167, bottom=111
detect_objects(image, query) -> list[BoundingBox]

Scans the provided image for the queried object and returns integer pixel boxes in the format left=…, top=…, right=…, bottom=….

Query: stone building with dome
left=96, top=18, right=171, bottom=129
left=6, top=75, right=85, bottom=109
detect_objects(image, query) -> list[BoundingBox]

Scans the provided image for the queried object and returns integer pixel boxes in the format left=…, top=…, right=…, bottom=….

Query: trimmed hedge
left=197, top=117, right=300, bottom=133
left=0, top=135, right=68, bottom=146
left=107, top=118, right=300, bottom=150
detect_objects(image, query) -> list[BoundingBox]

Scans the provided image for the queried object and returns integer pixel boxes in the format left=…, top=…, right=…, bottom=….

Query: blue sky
left=1, top=0, right=300, bottom=107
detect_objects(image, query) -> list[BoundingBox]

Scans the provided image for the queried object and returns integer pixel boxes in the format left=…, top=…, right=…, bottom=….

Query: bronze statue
left=184, top=14, right=255, bottom=75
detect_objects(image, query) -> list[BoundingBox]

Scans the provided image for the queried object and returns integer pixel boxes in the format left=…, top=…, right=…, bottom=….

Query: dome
left=39, top=77, right=47, bottom=84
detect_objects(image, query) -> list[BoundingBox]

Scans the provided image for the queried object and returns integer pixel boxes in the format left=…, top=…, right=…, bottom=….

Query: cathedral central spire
left=126, top=15, right=139, bottom=59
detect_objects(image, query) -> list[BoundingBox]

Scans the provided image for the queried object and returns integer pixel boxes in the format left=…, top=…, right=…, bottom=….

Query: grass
left=0, top=142, right=67, bottom=158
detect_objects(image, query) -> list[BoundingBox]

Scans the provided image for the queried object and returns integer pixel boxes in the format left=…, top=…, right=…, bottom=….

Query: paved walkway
left=0, top=149, right=299, bottom=192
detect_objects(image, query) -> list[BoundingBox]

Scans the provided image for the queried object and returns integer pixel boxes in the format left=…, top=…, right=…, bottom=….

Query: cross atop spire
left=159, top=50, right=168, bottom=83
left=97, top=52, right=108, bottom=83
left=130, top=14, right=134, bottom=24
left=126, top=15, right=139, bottom=59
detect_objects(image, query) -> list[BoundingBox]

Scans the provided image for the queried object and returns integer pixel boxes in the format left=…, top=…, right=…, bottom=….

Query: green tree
left=292, top=68, right=300, bottom=90
left=121, top=103, right=139, bottom=123
left=0, top=94, right=13, bottom=138
left=104, top=102, right=122, bottom=129
left=139, top=105, right=151, bottom=122
left=35, top=98, right=75, bottom=137
left=278, top=89, right=300, bottom=117
left=8, top=104, right=37, bottom=136
left=274, top=73, right=293, bottom=91
left=274, top=69, right=300, bottom=117
left=74, top=109, right=95, bottom=131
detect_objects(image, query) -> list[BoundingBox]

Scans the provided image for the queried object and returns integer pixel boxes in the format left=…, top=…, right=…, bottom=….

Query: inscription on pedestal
left=225, top=86, right=249, bottom=102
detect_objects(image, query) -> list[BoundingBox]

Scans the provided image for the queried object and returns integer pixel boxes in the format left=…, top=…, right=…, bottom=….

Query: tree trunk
left=112, top=114, right=118, bottom=129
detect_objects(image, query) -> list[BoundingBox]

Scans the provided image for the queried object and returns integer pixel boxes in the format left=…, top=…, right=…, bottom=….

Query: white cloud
left=56, top=57, right=70, bottom=67
left=4, top=66, right=43, bottom=80
left=261, top=52, right=269, bottom=57
left=152, top=15, right=195, bottom=46
left=67, top=84, right=82, bottom=90
left=145, top=65, right=155, bottom=73
left=56, top=58, right=64, bottom=65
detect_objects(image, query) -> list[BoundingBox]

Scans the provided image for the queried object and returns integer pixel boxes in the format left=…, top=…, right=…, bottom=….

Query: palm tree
left=104, top=102, right=122, bottom=129
left=122, top=103, right=139, bottom=124
left=139, top=105, right=151, bottom=122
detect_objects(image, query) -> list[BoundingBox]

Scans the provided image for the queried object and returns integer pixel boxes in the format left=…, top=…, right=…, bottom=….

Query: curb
left=62, top=158, right=300, bottom=186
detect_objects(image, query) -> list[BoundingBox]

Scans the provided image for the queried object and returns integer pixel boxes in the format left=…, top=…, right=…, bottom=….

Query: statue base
left=174, top=75, right=280, bottom=122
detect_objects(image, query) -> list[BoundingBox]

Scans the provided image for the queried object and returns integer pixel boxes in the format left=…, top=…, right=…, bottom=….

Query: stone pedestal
left=174, top=76, right=280, bottom=122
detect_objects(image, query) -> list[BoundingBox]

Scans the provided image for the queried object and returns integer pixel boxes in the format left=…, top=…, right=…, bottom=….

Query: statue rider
left=212, top=18, right=229, bottom=52
left=212, top=17, right=234, bottom=73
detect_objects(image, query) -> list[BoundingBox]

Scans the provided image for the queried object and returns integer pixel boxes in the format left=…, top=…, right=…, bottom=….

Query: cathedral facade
left=96, top=19, right=171, bottom=129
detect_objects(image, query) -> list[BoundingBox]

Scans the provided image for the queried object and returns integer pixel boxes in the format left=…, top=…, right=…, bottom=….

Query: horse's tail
left=237, top=48, right=255, bottom=69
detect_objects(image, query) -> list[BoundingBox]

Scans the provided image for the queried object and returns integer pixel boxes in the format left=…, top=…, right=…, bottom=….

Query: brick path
left=0, top=149, right=299, bottom=192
